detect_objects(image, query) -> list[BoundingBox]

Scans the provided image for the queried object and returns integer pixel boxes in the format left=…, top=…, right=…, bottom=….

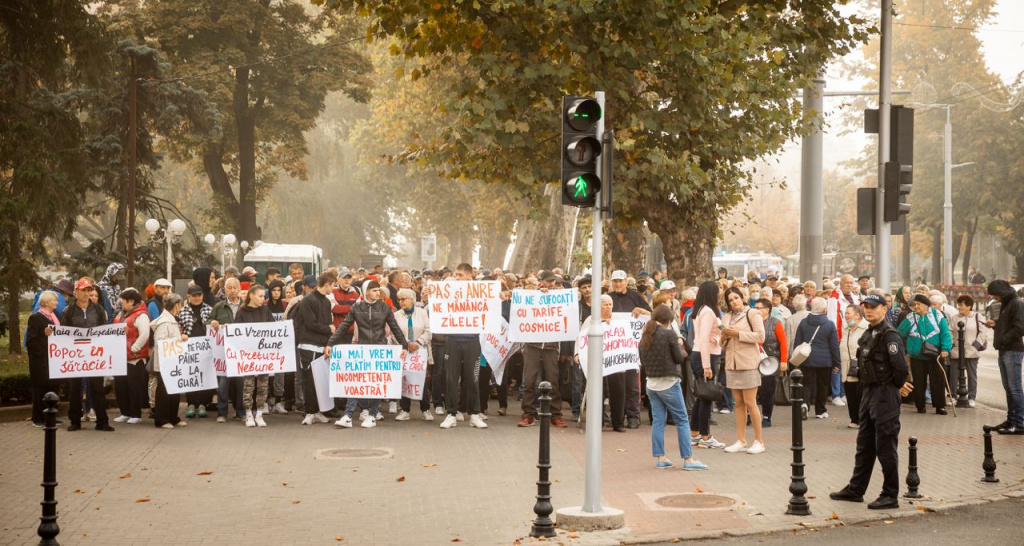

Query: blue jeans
left=344, top=398, right=372, bottom=417
left=217, top=376, right=244, bottom=418
left=648, top=382, right=693, bottom=459
left=997, top=350, right=1024, bottom=427
left=830, top=368, right=845, bottom=399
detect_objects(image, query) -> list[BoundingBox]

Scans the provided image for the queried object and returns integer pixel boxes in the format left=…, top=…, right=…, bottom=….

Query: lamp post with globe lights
left=145, top=218, right=187, bottom=281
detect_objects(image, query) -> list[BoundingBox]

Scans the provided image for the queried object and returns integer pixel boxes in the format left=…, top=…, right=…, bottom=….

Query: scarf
left=40, top=307, right=60, bottom=326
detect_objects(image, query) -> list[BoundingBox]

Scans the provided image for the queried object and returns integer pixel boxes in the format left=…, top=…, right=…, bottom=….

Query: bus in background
left=713, top=252, right=784, bottom=281
left=785, top=251, right=874, bottom=281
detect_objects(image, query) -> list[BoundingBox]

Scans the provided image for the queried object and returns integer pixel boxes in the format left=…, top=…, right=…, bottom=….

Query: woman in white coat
left=392, top=288, right=433, bottom=421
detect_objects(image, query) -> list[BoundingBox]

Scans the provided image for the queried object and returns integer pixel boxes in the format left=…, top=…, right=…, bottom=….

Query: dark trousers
left=688, top=352, right=718, bottom=437
left=431, top=343, right=446, bottom=408
left=154, top=374, right=181, bottom=427
left=400, top=361, right=431, bottom=413
left=67, top=377, right=107, bottom=426
left=845, top=381, right=862, bottom=424
left=445, top=339, right=481, bottom=416
left=298, top=349, right=321, bottom=415
left=477, top=364, right=493, bottom=414
left=910, top=357, right=946, bottom=410
left=758, top=372, right=777, bottom=420
left=802, top=366, right=832, bottom=415
left=31, top=382, right=61, bottom=424
left=115, top=361, right=149, bottom=419
left=625, top=368, right=641, bottom=424
left=848, top=384, right=901, bottom=498
left=521, top=345, right=563, bottom=418
left=497, top=358, right=513, bottom=410
left=606, top=371, right=626, bottom=429
left=186, top=388, right=214, bottom=408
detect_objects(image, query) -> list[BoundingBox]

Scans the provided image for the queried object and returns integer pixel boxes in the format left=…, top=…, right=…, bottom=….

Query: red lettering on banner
left=58, top=356, right=112, bottom=374
left=440, top=316, right=482, bottom=329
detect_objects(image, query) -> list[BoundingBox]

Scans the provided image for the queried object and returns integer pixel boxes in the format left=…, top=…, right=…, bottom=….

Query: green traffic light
left=574, top=176, right=589, bottom=198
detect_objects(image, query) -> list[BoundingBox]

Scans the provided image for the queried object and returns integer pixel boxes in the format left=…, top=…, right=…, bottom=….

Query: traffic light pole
left=874, top=0, right=893, bottom=289
left=799, top=77, right=825, bottom=284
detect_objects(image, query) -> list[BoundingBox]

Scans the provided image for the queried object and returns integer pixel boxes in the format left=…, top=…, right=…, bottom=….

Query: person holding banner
left=576, top=294, right=628, bottom=432
left=294, top=272, right=337, bottom=426
left=234, top=284, right=275, bottom=427
left=517, top=276, right=569, bottom=429
left=61, top=278, right=114, bottom=432
left=112, top=288, right=150, bottom=425
left=27, top=291, right=62, bottom=427
left=151, top=294, right=190, bottom=429
left=178, top=285, right=214, bottom=418
left=208, top=277, right=245, bottom=423
left=391, top=288, right=433, bottom=421
left=435, top=263, right=489, bottom=430
left=609, top=270, right=651, bottom=429
left=721, top=287, right=766, bottom=455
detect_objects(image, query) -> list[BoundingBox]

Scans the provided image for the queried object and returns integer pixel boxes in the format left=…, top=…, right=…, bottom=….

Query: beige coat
left=722, top=308, right=765, bottom=372
left=840, top=319, right=869, bottom=382
left=389, top=305, right=433, bottom=364
left=150, top=310, right=181, bottom=373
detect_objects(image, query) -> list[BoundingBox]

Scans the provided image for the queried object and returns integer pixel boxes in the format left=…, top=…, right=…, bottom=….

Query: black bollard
left=981, top=425, right=999, bottom=483
left=38, top=392, right=60, bottom=546
left=786, top=369, right=811, bottom=516
left=956, top=322, right=969, bottom=408
left=903, top=436, right=922, bottom=498
left=530, top=381, right=556, bottom=538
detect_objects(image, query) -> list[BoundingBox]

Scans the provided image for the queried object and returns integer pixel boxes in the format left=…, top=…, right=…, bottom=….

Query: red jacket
left=116, top=303, right=150, bottom=361
left=332, top=287, right=360, bottom=332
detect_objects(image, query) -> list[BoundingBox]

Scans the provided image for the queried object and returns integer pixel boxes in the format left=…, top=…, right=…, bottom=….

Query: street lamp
left=145, top=218, right=187, bottom=281
left=223, top=234, right=237, bottom=268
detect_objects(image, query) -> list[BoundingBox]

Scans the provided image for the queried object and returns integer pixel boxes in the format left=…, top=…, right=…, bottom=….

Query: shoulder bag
left=972, top=314, right=988, bottom=352
left=914, top=315, right=941, bottom=360
left=789, top=325, right=820, bottom=366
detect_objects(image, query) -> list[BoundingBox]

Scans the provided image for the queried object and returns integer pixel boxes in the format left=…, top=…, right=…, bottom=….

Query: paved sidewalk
left=0, top=398, right=1022, bottom=545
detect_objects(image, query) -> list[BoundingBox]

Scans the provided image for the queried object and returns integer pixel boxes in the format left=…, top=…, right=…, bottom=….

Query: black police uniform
left=845, top=319, right=909, bottom=500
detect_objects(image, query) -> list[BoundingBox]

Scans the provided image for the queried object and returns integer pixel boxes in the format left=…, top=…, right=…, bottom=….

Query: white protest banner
left=310, top=356, right=336, bottom=413
left=424, top=279, right=501, bottom=334
left=328, top=345, right=402, bottom=399
left=157, top=336, right=218, bottom=394
left=211, top=326, right=226, bottom=377
left=612, top=312, right=650, bottom=343
left=479, top=317, right=519, bottom=385
left=223, top=320, right=296, bottom=377
left=48, top=323, right=127, bottom=379
left=508, top=288, right=579, bottom=343
left=577, top=319, right=641, bottom=379
left=401, top=348, right=429, bottom=401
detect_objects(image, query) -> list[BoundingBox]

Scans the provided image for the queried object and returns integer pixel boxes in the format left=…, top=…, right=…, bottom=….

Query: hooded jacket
left=192, top=267, right=217, bottom=307
left=987, top=280, right=1024, bottom=351
left=97, top=262, right=125, bottom=319
left=327, top=298, right=409, bottom=347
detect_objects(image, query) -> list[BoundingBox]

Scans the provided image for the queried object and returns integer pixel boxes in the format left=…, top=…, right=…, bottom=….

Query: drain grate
left=315, top=448, right=393, bottom=460
left=654, top=493, right=735, bottom=510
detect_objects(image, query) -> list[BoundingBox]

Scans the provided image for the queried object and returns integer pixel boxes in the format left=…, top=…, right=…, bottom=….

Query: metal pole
left=126, top=72, right=138, bottom=287
left=566, top=208, right=580, bottom=275
left=530, top=382, right=556, bottom=538
left=583, top=91, right=606, bottom=514
left=786, top=369, right=810, bottom=516
left=875, top=0, right=893, bottom=289
left=38, top=392, right=60, bottom=545
left=943, top=107, right=953, bottom=286
left=165, top=234, right=173, bottom=281
left=981, top=425, right=999, bottom=483
left=799, top=77, right=825, bottom=284
left=956, top=321, right=969, bottom=407
left=903, top=436, right=922, bottom=498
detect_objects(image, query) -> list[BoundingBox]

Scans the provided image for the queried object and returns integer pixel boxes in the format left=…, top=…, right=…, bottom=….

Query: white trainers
left=833, top=397, right=847, bottom=407
left=361, top=417, right=376, bottom=428
left=87, top=409, right=97, bottom=422
left=435, top=406, right=446, bottom=415
left=723, top=440, right=747, bottom=453
left=261, top=403, right=270, bottom=414
left=479, top=413, right=489, bottom=421
left=388, top=401, right=398, bottom=414
left=456, top=412, right=465, bottom=422
left=335, top=415, right=353, bottom=428
left=697, top=436, right=726, bottom=449
left=273, top=403, right=288, bottom=414
left=746, top=441, right=766, bottom=454
left=301, top=414, right=314, bottom=426
left=113, top=415, right=130, bottom=423
left=359, top=409, right=369, bottom=421
left=719, top=408, right=732, bottom=414
left=245, top=415, right=256, bottom=428
left=216, top=416, right=227, bottom=423
left=127, top=417, right=142, bottom=425
left=969, top=400, right=977, bottom=408
left=375, top=411, right=384, bottom=421
left=470, top=414, right=488, bottom=428
left=440, top=414, right=457, bottom=429
left=423, top=410, right=434, bottom=422
left=816, top=412, right=829, bottom=419
left=255, top=414, right=267, bottom=427
left=395, top=410, right=411, bottom=421
left=313, top=413, right=331, bottom=424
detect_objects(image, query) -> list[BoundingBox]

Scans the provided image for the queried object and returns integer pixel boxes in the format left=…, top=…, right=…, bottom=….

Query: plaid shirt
left=177, top=303, right=213, bottom=337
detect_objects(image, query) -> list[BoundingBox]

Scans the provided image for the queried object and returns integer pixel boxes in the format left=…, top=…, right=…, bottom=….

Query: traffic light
left=561, top=96, right=602, bottom=207
left=884, top=161, right=912, bottom=222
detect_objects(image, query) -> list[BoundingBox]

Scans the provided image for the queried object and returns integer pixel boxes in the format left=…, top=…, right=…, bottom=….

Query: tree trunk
left=1015, top=255, right=1024, bottom=283
left=114, top=177, right=128, bottom=254
left=202, top=143, right=240, bottom=229
left=931, top=226, right=942, bottom=285
left=479, top=229, right=511, bottom=270
left=5, top=213, right=22, bottom=355
left=234, top=67, right=259, bottom=245
left=508, top=187, right=570, bottom=273
left=605, top=222, right=645, bottom=275
left=961, top=217, right=978, bottom=285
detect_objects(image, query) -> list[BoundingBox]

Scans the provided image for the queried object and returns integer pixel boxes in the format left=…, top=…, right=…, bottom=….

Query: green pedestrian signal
left=561, top=96, right=602, bottom=207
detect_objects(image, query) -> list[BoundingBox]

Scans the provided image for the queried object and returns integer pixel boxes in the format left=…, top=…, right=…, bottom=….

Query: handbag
left=847, top=358, right=859, bottom=380
left=913, top=315, right=941, bottom=360
left=972, top=314, right=988, bottom=352
left=789, top=326, right=820, bottom=366
left=695, top=376, right=724, bottom=403
left=775, top=372, right=792, bottom=406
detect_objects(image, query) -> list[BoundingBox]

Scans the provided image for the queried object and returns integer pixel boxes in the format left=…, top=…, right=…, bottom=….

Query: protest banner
left=508, top=288, right=579, bottom=342
left=479, top=317, right=519, bottom=385
left=401, top=347, right=429, bottom=401
left=328, top=345, right=402, bottom=399
left=48, top=323, right=127, bottom=379
left=424, top=279, right=501, bottom=334
left=223, top=320, right=296, bottom=377
left=612, top=312, right=650, bottom=342
left=577, top=319, right=641, bottom=379
left=211, top=326, right=226, bottom=377
left=157, top=336, right=218, bottom=394
left=310, top=356, right=336, bottom=413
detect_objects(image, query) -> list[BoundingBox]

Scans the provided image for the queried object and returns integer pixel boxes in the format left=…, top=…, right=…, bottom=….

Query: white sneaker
left=456, top=412, right=465, bottom=422
left=87, top=409, right=97, bottom=422
left=395, top=410, right=411, bottom=421
left=216, top=416, right=227, bottom=423
left=816, top=412, right=829, bottom=419
left=335, top=415, right=353, bottom=428
left=245, top=415, right=256, bottom=428
left=375, top=411, right=384, bottom=421
left=723, top=441, right=747, bottom=453
left=719, top=408, right=732, bottom=414
left=969, top=400, right=976, bottom=408
left=255, top=414, right=267, bottom=427
left=175, top=420, right=188, bottom=427
left=435, top=406, right=446, bottom=415
left=273, top=403, right=288, bottom=414
left=698, top=436, right=726, bottom=449
left=423, top=410, right=434, bottom=421
left=301, top=414, right=314, bottom=426
left=127, top=417, right=142, bottom=425
left=313, top=413, right=331, bottom=424
left=479, top=413, right=489, bottom=421
left=361, top=417, right=376, bottom=428
left=470, top=414, right=488, bottom=428
left=833, top=397, right=847, bottom=407
left=261, top=403, right=270, bottom=414
left=440, top=414, right=457, bottom=429
left=746, top=441, right=766, bottom=454
left=388, top=401, right=398, bottom=414
left=359, top=409, right=369, bottom=421
left=161, top=423, right=174, bottom=429
left=113, top=415, right=130, bottom=423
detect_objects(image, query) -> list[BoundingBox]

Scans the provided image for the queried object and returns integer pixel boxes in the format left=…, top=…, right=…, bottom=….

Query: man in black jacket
left=986, top=280, right=1024, bottom=434
left=294, top=272, right=337, bottom=426
left=62, top=278, right=114, bottom=432
left=609, top=270, right=651, bottom=428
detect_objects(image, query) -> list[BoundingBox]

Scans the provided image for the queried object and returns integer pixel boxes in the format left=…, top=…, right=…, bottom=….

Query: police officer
left=830, top=294, right=913, bottom=509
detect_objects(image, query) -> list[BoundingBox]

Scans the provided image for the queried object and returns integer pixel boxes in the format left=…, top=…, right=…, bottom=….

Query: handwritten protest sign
left=612, top=312, right=649, bottom=342
left=577, top=319, right=641, bottom=379
left=48, top=324, right=127, bottom=379
left=479, top=317, right=519, bottom=385
left=157, top=336, right=218, bottom=394
left=223, top=320, right=296, bottom=377
left=401, top=348, right=429, bottom=401
left=211, top=326, right=226, bottom=377
left=424, top=280, right=501, bottom=334
left=508, top=289, right=579, bottom=342
left=310, top=356, right=336, bottom=413
left=329, top=345, right=402, bottom=399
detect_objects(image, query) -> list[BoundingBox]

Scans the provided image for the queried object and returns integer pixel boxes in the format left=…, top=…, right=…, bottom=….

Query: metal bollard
left=38, top=392, right=60, bottom=546
left=530, top=381, right=556, bottom=538
left=981, top=425, right=999, bottom=483
left=786, top=369, right=811, bottom=516
left=903, top=436, right=922, bottom=498
left=956, top=322, right=969, bottom=408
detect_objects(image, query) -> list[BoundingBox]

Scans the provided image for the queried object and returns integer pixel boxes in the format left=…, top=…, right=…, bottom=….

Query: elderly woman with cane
left=898, top=294, right=953, bottom=415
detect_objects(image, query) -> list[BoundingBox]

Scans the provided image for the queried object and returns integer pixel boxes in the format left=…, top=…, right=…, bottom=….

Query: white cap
left=660, top=280, right=677, bottom=291
left=154, top=278, right=173, bottom=288
left=611, top=270, right=628, bottom=280
left=242, top=266, right=257, bottom=275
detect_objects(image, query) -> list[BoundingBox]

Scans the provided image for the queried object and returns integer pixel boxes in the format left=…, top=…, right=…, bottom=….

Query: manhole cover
left=314, top=448, right=393, bottom=460
left=654, top=494, right=735, bottom=510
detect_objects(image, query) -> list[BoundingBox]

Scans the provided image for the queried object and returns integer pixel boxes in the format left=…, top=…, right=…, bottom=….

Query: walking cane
left=936, top=356, right=957, bottom=417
